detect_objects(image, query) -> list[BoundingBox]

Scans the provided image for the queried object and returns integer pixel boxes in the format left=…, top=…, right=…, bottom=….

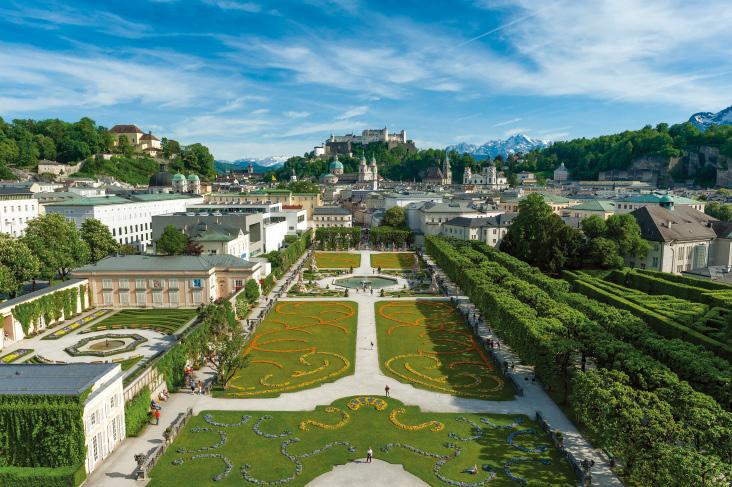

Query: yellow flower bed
left=388, top=407, right=444, bottom=432
left=299, top=407, right=351, bottom=431
left=346, top=396, right=388, bottom=411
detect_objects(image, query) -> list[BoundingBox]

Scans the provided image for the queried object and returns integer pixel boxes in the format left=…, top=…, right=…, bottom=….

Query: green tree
left=381, top=206, right=406, bottom=228
left=80, top=218, right=120, bottom=263
left=119, top=243, right=137, bottom=255
left=580, top=215, right=607, bottom=240
left=182, top=143, right=216, bottom=178
left=0, top=234, right=40, bottom=297
left=244, top=279, right=260, bottom=302
left=156, top=225, right=188, bottom=255
left=499, top=194, right=582, bottom=273
left=197, top=302, right=247, bottom=387
left=705, top=201, right=732, bottom=222
left=161, top=137, right=181, bottom=159
left=605, top=213, right=650, bottom=257
left=115, top=135, right=135, bottom=156
left=278, top=180, right=320, bottom=193
left=22, top=214, right=90, bottom=280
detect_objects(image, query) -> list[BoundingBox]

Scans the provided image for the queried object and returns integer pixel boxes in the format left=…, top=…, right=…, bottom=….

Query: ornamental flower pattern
left=346, top=396, right=388, bottom=411
left=389, top=407, right=445, bottom=432
left=298, top=407, right=350, bottom=431
left=253, top=415, right=292, bottom=438
left=0, top=348, right=33, bottom=363
left=506, top=429, right=549, bottom=454
left=503, top=457, right=552, bottom=484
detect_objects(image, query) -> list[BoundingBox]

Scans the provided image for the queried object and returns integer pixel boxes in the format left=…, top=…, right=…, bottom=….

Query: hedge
left=0, top=395, right=86, bottom=468
left=611, top=268, right=732, bottom=308
left=570, top=276, right=732, bottom=361
left=0, top=464, right=86, bottom=487
left=124, top=386, right=151, bottom=437
left=11, top=287, right=80, bottom=335
left=265, top=229, right=313, bottom=278
left=637, top=268, right=732, bottom=291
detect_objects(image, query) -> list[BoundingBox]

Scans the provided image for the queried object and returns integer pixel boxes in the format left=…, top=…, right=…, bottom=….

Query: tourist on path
left=366, top=447, right=373, bottom=463
left=384, top=385, right=390, bottom=397
left=154, top=409, right=161, bottom=425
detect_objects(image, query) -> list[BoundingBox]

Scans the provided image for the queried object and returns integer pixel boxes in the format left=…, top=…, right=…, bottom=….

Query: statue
left=295, top=270, right=306, bottom=293
left=429, top=272, right=439, bottom=293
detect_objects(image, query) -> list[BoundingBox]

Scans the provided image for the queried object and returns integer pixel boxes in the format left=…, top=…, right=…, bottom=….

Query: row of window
left=103, top=289, right=202, bottom=305
left=102, top=278, right=204, bottom=290
left=111, top=222, right=150, bottom=236
left=1, top=204, right=34, bottom=212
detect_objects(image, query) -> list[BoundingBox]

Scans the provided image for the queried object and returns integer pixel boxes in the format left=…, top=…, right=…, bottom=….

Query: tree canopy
left=381, top=206, right=406, bottom=228
left=80, top=218, right=120, bottom=263
left=155, top=225, right=188, bottom=255
left=0, top=234, right=40, bottom=297
left=22, top=214, right=90, bottom=280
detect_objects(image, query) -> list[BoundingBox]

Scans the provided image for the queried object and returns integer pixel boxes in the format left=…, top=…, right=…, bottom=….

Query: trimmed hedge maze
left=148, top=397, right=575, bottom=487
left=223, top=301, right=358, bottom=398
left=375, top=300, right=513, bottom=400
left=84, top=309, right=197, bottom=335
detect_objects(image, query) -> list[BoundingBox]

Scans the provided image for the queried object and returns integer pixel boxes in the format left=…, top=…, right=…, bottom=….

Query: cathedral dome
left=149, top=165, right=173, bottom=187
left=187, top=173, right=200, bottom=181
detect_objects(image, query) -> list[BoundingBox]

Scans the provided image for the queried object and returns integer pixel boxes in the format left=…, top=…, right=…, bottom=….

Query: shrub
left=124, top=386, right=151, bottom=437
left=0, top=464, right=86, bottom=487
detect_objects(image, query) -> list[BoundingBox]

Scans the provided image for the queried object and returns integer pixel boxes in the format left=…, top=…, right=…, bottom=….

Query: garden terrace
left=375, top=300, right=513, bottom=400
left=314, top=252, right=361, bottom=269
left=425, top=236, right=732, bottom=485
left=83, top=309, right=197, bottom=335
left=147, top=397, right=575, bottom=487
left=370, top=252, right=418, bottom=270
left=222, top=301, right=358, bottom=398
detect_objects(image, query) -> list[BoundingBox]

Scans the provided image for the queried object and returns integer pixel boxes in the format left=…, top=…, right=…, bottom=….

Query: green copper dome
left=172, top=173, right=186, bottom=181
left=187, top=173, right=200, bottom=181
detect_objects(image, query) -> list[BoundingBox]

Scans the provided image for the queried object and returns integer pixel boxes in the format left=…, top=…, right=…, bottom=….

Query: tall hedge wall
left=124, top=386, right=151, bottom=437
left=0, top=395, right=86, bottom=468
left=0, top=464, right=86, bottom=487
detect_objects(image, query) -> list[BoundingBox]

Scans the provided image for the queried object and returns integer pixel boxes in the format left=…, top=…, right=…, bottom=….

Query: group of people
left=150, top=399, right=162, bottom=425
left=487, top=338, right=501, bottom=350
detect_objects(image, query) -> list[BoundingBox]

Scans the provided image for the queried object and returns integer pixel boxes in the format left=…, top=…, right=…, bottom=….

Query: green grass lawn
left=86, top=308, right=197, bottom=335
left=375, top=300, right=514, bottom=401
left=370, top=252, right=417, bottom=270
left=314, top=252, right=361, bottom=269
left=148, top=396, right=575, bottom=487
left=221, top=301, right=358, bottom=398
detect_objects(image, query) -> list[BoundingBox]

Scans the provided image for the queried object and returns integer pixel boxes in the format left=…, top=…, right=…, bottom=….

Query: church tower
left=359, top=154, right=368, bottom=183
left=370, top=154, right=378, bottom=190
left=463, top=166, right=472, bottom=185
left=443, top=152, right=452, bottom=185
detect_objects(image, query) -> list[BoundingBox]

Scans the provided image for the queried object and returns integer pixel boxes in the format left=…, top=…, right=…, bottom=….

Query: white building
left=414, top=201, right=493, bottom=236
left=612, top=193, right=706, bottom=214
left=0, top=364, right=125, bottom=476
left=44, top=193, right=203, bottom=251
left=0, top=187, right=39, bottom=236
left=463, top=165, right=509, bottom=190
left=441, top=214, right=516, bottom=247
left=263, top=219, right=289, bottom=252
left=312, top=206, right=353, bottom=228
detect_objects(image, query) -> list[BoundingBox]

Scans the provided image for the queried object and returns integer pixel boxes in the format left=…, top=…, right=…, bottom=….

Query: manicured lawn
left=314, top=252, right=361, bottom=269
left=370, top=252, right=417, bottom=270
left=148, top=396, right=575, bottom=487
left=221, top=301, right=358, bottom=398
left=375, top=300, right=514, bottom=400
left=85, top=309, right=197, bottom=335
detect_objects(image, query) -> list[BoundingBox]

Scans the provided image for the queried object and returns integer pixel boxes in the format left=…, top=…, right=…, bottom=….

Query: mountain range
left=214, top=156, right=287, bottom=174
left=688, top=105, right=732, bottom=130
left=446, top=134, right=551, bottom=160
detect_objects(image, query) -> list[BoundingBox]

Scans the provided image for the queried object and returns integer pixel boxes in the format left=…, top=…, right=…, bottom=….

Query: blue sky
left=1, top=0, right=731, bottom=159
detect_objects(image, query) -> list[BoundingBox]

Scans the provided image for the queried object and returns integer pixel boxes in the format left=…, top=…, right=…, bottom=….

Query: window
left=168, top=279, right=178, bottom=290
left=90, top=410, right=97, bottom=426
left=192, top=290, right=202, bottom=304
left=119, top=292, right=129, bottom=305
left=103, top=292, right=112, bottom=305
left=677, top=265, right=684, bottom=273
left=92, top=435, right=99, bottom=462
left=111, top=418, right=117, bottom=442
left=119, top=278, right=129, bottom=289
left=652, top=257, right=659, bottom=267
left=169, top=291, right=179, bottom=304
left=110, top=395, right=116, bottom=409
left=136, top=291, right=145, bottom=304
left=153, top=292, right=162, bottom=304
left=102, top=279, right=113, bottom=289
left=191, top=278, right=202, bottom=289
left=136, top=278, right=145, bottom=289
left=234, top=279, right=243, bottom=288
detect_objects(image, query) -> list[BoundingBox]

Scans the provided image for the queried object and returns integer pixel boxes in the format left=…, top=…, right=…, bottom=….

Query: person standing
left=154, top=409, right=161, bottom=425
left=197, top=379, right=204, bottom=395
left=384, top=385, right=390, bottom=397
left=366, top=447, right=373, bottom=463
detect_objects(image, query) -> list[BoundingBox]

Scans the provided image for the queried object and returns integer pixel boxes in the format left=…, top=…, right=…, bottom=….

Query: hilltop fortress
left=317, top=127, right=416, bottom=156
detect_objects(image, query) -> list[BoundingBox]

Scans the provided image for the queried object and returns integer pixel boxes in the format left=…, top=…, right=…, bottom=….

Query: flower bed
left=42, top=309, right=112, bottom=340
left=0, top=348, right=33, bottom=364
left=65, top=333, right=147, bottom=357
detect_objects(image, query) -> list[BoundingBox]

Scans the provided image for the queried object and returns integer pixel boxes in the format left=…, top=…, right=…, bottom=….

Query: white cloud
left=503, top=127, right=529, bottom=136
left=285, top=111, right=310, bottom=118
left=202, top=0, right=261, bottom=12
left=337, top=106, right=369, bottom=119
left=251, top=108, right=270, bottom=115
left=492, top=118, right=522, bottom=127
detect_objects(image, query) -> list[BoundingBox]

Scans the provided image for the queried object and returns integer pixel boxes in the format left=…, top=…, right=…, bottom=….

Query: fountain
left=334, top=275, right=398, bottom=289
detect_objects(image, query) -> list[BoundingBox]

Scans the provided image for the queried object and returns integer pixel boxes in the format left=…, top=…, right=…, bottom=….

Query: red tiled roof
left=140, top=133, right=160, bottom=141
left=110, top=124, right=143, bottom=134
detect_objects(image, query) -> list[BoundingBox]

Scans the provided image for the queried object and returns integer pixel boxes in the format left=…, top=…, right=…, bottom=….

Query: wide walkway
left=86, top=249, right=622, bottom=487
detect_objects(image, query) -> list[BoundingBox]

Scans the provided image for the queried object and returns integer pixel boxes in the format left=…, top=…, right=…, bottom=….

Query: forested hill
left=518, top=122, right=732, bottom=180
left=0, top=116, right=216, bottom=182
left=270, top=141, right=476, bottom=183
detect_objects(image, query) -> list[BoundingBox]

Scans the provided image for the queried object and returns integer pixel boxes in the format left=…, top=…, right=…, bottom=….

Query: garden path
left=305, top=458, right=428, bottom=487
left=86, top=250, right=622, bottom=487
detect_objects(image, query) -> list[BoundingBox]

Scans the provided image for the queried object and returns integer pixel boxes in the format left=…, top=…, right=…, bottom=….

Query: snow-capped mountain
left=446, top=134, right=550, bottom=160
left=688, top=105, right=732, bottom=130
left=214, top=156, right=287, bottom=174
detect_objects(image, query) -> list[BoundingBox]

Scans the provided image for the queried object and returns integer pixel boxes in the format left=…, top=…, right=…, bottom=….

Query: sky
left=1, top=0, right=731, bottom=160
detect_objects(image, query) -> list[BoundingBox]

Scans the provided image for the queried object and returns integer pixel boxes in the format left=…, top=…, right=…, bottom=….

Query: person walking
left=154, top=409, right=161, bottom=425
left=197, top=379, right=204, bottom=395
left=370, top=341, right=374, bottom=350
left=384, top=385, right=390, bottom=397
left=190, top=379, right=196, bottom=394
left=366, top=447, right=373, bottom=463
